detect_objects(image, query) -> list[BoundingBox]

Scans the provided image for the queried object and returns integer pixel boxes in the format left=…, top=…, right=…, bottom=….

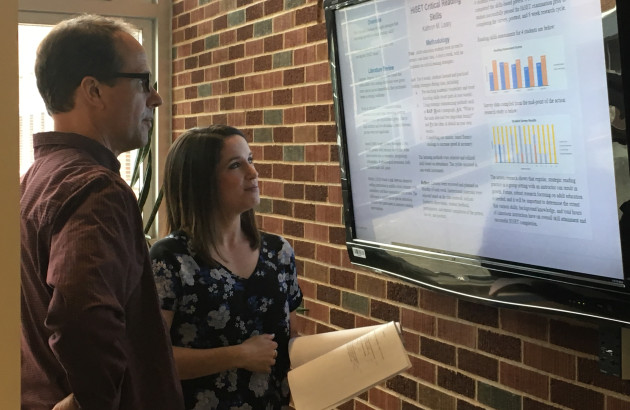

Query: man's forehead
left=114, top=32, right=149, bottom=70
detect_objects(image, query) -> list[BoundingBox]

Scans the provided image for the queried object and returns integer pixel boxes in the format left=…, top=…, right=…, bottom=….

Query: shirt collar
left=33, top=132, right=121, bottom=173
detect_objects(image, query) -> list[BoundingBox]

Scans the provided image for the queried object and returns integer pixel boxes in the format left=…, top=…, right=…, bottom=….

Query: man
left=20, top=14, right=184, bottom=410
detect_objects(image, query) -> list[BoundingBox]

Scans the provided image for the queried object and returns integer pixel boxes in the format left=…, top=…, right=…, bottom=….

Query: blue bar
left=536, top=62, right=542, bottom=86
left=511, top=64, right=518, bottom=89
left=524, top=67, right=530, bottom=88
left=489, top=73, right=494, bottom=91
left=500, top=63, right=506, bottom=90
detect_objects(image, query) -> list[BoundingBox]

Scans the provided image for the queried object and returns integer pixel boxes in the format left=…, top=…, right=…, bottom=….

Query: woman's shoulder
left=260, top=231, right=290, bottom=248
left=150, top=230, right=191, bottom=258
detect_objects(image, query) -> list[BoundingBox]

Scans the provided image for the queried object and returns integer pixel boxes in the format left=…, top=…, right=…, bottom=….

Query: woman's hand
left=239, top=333, right=278, bottom=373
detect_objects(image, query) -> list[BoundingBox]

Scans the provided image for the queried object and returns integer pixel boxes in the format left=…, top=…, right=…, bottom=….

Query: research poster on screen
left=336, top=0, right=624, bottom=278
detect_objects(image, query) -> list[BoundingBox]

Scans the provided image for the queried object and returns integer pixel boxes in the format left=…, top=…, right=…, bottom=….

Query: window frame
left=18, top=0, right=171, bottom=237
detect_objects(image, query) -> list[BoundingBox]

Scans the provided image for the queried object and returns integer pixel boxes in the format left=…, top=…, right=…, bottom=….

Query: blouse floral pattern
left=150, top=231, right=303, bottom=410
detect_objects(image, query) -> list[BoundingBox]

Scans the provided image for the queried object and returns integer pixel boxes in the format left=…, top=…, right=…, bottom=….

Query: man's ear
left=78, top=76, right=105, bottom=109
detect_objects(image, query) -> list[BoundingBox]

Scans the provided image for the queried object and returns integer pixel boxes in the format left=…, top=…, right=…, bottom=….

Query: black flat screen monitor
left=324, top=0, right=630, bottom=325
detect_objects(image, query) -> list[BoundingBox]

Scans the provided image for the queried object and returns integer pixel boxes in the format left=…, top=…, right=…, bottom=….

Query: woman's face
left=216, top=134, right=259, bottom=218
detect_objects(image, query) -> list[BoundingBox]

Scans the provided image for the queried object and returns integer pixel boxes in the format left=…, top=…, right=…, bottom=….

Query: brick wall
left=171, top=0, right=630, bottom=408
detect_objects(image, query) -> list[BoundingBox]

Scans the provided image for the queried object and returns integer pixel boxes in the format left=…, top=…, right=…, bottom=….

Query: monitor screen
left=326, top=0, right=630, bottom=323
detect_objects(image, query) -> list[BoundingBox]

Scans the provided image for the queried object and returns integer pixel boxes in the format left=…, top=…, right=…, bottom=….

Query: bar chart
left=489, top=56, right=549, bottom=91
left=492, top=124, right=558, bottom=165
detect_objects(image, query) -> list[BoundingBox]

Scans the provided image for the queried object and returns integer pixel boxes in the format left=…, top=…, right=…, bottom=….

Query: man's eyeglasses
left=112, top=72, right=153, bottom=93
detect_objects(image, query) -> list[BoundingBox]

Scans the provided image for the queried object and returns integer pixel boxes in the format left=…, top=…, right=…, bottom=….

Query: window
left=18, top=1, right=171, bottom=235
left=18, top=24, right=140, bottom=190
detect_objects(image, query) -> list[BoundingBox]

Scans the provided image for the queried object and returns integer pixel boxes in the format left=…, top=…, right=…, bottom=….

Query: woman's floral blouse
left=150, top=231, right=303, bottom=410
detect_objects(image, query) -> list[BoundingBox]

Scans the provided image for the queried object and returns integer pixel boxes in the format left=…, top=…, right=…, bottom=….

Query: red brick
left=214, top=15, right=228, bottom=31
left=305, top=185, right=328, bottom=202
left=316, top=244, right=342, bottom=266
left=272, top=163, right=292, bottom=180
left=263, top=71, right=283, bottom=88
left=458, top=348, right=498, bottom=382
left=254, top=55, right=272, bottom=72
left=501, top=308, right=548, bottom=341
left=283, top=67, right=305, bottom=86
left=328, top=185, right=343, bottom=204
left=437, top=318, right=475, bottom=348
left=330, top=268, right=355, bottom=290
left=328, top=226, right=345, bottom=245
left=294, top=164, right=315, bottom=182
left=294, top=240, right=315, bottom=260
left=299, top=279, right=316, bottom=299
left=284, top=106, right=305, bottom=124
left=272, top=199, right=292, bottom=216
left=264, top=34, right=283, bottom=53
left=357, top=274, right=386, bottom=298
left=421, top=337, right=456, bottom=366
left=237, top=24, right=254, bottom=41
left=608, top=396, right=630, bottom=410
left=296, top=5, right=318, bottom=26
left=294, top=45, right=318, bottom=65
left=246, top=2, right=264, bottom=21
left=274, top=13, right=294, bottom=32
left=478, top=329, right=521, bottom=361
left=303, top=260, right=329, bottom=283
left=212, top=47, right=229, bottom=64
left=306, top=22, right=326, bottom=42
left=253, top=91, right=273, bottom=107
left=229, top=44, right=245, bottom=60
left=294, top=125, right=317, bottom=143
left=273, top=89, right=292, bottom=106
left=263, top=145, right=282, bottom=160
left=402, top=329, right=420, bottom=354
left=437, top=367, right=475, bottom=398
left=293, top=85, right=317, bottom=104
left=284, top=183, right=304, bottom=200
left=368, top=388, right=401, bottom=410
left=235, top=59, right=253, bottom=75
left=306, top=62, right=330, bottom=82
left=305, top=145, right=329, bottom=162
left=408, top=355, right=436, bottom=383
left=273, top=127, right=293, bottom=142
left=259, top=180, right=282, bottom=197
left=387, top=282, right=418, bottom=307
left=303, top=300, right=329, bottom=322
left=371, top=299, right=400, bottom=322
left=260, top=215, right=282, bottom=233
left=227, top=111, right=245, bottom=127
left=317, top=83, right=333, bottom=101
left=245, top=38, right=264, bottom=56
left=330, top=308, right=354, bottom=328
left=305, top=104, right=328, bottom=122
left=550, top=379, right=604, bottom=410
left=500, top=362, right=549, bottom=399
left=523, top=342, right=576, bottom=379
left=220, top=30, right=237, bottom=47
left=420, top=288, right=457, bottom=317
left=285, top=27, right=307, bottom=48
left=315, top=204, right=341, bottom=224
left=304, top=222, right=328, bottom=242
left=294, top=202, right=316, bottom=220
left=283, top=220, right=304, bottom=237
left=317, top=124, right=337, bottom=142
left=550, top=320, right=598, bottom=355
left=401, top=308, right=435, bottom=336
left=197, top=20, right=214, bottom=35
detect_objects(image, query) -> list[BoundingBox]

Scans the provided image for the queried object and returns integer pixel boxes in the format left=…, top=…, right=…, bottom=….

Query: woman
left=150, top=125, right=303, bottom=409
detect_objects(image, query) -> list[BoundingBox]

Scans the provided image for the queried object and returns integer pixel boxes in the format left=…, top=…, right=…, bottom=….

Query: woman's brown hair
left=163, top=125, right=260, bottom=265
